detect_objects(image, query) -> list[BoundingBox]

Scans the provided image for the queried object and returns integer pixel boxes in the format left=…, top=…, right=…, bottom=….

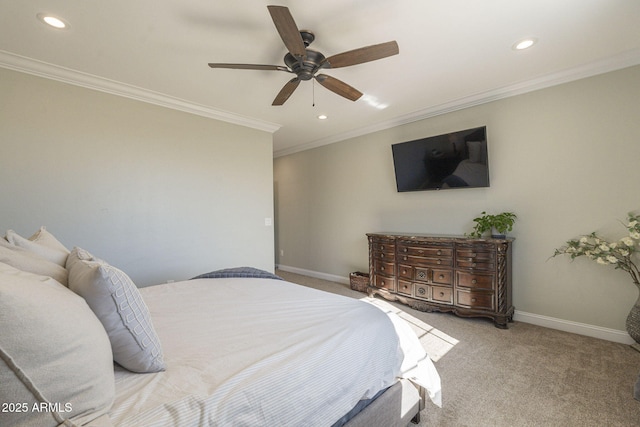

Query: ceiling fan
left=208, top=5, right=399, bottom=106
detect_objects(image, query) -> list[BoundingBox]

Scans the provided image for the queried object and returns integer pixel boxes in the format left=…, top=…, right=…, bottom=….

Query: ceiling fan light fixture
left=37, top=13, right=69, bottom=29
left=513, top=38, right=537, bottom=51
left=317, top=114, right=328, bottom=120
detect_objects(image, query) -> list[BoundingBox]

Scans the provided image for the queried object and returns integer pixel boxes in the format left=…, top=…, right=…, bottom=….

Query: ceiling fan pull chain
left=312, top=79, right=315, bottom=107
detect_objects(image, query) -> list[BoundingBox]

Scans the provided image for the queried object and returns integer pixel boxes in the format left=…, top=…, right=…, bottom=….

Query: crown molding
left=273, top=48, right=640, bottom=158
left=0, top=50, right=281, bottom=134
left=2, top=48, right=638, bottom=155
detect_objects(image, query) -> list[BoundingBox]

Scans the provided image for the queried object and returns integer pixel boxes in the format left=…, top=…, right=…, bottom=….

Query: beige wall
left=274, top=65, right=640, bottom=332
left=0, top=68, right=275, bottom=286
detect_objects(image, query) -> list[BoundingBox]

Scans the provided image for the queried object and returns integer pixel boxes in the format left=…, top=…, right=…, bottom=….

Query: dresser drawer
left=397, top=279, right=412, bottom=296
left=398, top=254, right=453, bottom=268
left=456, top=290, right=494, bottom=310
left=373, top=274, right=394, bottom=291
left=370, top=239, right=395, bottom=253
left=398, top=265, right=414, bottom=280
left=456, top=258, right=495, bottom=270
left=432, top=286, right=453, bottom=304
left=456, top=271, right=495, bottom=290
left=398, top=245, right=453, bottom=258
left=432, top=269, right=453, bottom=286
left=456, top=248, right=494, bottom=270
left=414, top=283, right=430, bottom=300
left=374, top=260, right=395, bottom=276
left=456, top=243, right=494, bottom=253
left=456, top=249, right=493, bottom=261
left=373, top=250, right=395, bottom=262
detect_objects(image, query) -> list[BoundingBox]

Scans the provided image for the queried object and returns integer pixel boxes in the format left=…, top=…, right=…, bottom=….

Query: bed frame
left=344, top=379, right=423, bottom=427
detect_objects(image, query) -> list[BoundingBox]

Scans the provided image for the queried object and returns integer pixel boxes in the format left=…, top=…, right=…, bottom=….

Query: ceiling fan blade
left=315, top=74, right=363, bottom=102
left=323, top=41, right=399, bottom=69
left=208, top=63, right=291, bottom=72
left=267, top=5, right=306, bottom=59
left=272, top=78, right=301, bottom=106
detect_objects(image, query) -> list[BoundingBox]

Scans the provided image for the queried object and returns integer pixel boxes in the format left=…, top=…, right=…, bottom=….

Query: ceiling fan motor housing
left=284, top=49, right=325, bottom=80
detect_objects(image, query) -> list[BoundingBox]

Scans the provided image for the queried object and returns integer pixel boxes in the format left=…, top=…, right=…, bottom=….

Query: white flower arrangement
left=553, top=212, right=640, bottom=286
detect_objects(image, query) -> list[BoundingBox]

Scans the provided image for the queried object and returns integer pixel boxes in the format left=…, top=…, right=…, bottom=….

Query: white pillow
left=68, top=250, right=166, bottom=373
left=0, top=239, right=68, bottom=285
left=0, top=261, right=62, bottom=282
left=5, top=227, right=70, bottom=267
left=0, top=263, right=115, bottom=427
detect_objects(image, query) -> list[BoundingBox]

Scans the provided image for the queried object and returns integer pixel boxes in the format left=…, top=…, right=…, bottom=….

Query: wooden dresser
left=367, top=233, right=514, bottom=328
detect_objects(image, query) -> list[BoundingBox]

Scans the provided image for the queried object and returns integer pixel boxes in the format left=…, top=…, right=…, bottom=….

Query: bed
left=0, top=228, right=441, bottom=427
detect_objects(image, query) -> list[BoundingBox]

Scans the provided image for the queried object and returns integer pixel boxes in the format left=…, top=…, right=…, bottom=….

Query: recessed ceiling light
left=37, top=13, right=69, bottom=29
left=317, top=114, right=328, bottom=120
left=513, top=38, right=537, bottom=51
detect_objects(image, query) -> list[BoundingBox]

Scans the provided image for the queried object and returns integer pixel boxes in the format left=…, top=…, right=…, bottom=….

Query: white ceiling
left=2, top=1, right=639, bottom=156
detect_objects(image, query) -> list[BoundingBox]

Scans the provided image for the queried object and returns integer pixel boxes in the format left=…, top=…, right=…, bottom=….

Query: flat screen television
left=391, top=126, right=489, bottom=192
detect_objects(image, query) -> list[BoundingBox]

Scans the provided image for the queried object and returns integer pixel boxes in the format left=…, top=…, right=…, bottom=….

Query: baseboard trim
left=513, top=311, right=634, bottom=345
left=277, top=264, right=351, bottom=285
left=276, top=264, right=635, bottom=345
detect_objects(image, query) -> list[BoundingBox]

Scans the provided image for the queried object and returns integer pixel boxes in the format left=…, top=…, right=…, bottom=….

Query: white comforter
left=108, top=278, right=441, bottom=427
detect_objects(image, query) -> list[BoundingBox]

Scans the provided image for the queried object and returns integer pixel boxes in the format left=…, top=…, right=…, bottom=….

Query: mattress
left=108, top=277, right=441, bottom=426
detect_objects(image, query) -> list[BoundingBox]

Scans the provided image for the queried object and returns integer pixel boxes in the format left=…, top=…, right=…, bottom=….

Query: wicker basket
left=349, top=272, right=370, bottom=293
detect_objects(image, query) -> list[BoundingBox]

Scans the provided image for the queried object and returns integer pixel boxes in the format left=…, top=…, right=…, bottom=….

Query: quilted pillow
left=5, top=227, right=70, bottom=267
left=0, top=239, right=68, bottom=285
left=0, top=263, right=114, bottom=427
left=67, top=251, right=166, bottom=373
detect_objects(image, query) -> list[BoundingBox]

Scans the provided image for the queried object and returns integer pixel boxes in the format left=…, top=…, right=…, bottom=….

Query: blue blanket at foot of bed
left=191, top=267, right=283, bottom=281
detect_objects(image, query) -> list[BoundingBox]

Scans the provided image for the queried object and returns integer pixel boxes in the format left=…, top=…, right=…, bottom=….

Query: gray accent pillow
left=65, top=246, right=99, bottom=272
left=67, top=249, right=166, bottom=373
left=0, top=263, right=114, bottom=427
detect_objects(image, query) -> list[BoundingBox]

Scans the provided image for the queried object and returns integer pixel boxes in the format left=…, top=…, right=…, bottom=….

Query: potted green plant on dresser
left=467, top=211, right=517, bottom=239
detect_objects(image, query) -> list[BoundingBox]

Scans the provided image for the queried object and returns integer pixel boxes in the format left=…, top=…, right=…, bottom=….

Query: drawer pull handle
left=471, top=279, right=477, bottom=284
left=418, top=288, right=426, bottom=295
left=381, top=266, right=385, bottom=271
left=439, top=292, right=445, bottom=297
left=472, top=262, right=477, bottom=267
left=439, top=274, right=445, bottom=279
left=471, top=298, right=477, bottom=303
left=403, top=285, right=408, bottom=290
left=380, top=245, right=384, bottom=250
left=437, top=250, right=442, bottom=256
left=437, top=259, right=442, bottom=265
left=380, top=254, right=385, bottom=259
left=403, top=256, right=408, bottom=261
left=403, top=248, right=408, bottom=253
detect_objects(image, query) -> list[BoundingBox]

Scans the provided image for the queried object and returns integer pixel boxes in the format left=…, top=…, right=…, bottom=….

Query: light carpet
left=276, top=269, right=640, bottom=427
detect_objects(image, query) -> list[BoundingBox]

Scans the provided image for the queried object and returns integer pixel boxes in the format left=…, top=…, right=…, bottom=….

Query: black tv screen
left=391, top=126, right=489, bottom=192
